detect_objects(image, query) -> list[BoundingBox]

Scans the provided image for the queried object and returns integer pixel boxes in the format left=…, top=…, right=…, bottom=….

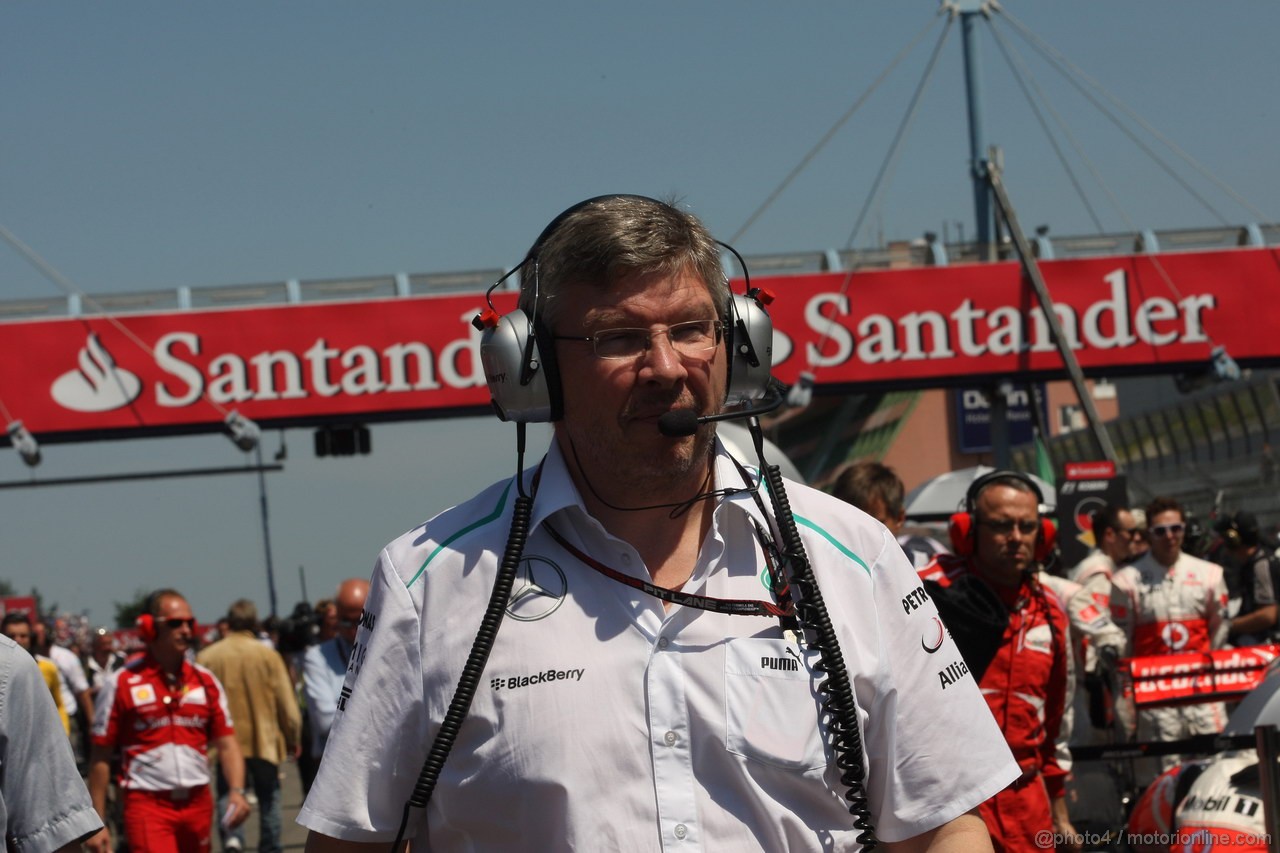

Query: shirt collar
left=141, top=651, right=191, bottom=682
left=525, top=435, right=769, bottom=534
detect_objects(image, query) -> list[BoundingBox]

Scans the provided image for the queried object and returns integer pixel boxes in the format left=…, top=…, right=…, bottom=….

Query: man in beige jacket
left=199, top=599, right=302, bottom=853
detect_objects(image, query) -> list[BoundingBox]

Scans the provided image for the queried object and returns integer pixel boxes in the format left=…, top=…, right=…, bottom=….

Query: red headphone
left=135, top=590, right=163, bottom=643
left=948, top=470, right=1057, bottom=563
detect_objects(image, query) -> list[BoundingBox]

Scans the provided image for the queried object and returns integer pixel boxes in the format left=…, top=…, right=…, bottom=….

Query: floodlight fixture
left=785, top=371, right=815, bottom=410
left=225, top=410, right=261, bottom=452
left=6, top=420, right=41, bottom=467
left=1175, top=345, right=1242, bottom=394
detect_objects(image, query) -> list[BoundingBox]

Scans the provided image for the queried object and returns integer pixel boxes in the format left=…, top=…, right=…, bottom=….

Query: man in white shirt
left=298, top=195, right=1017, bottom=852
left=1064, top=504, right=1139, bottom=743
left=1112, top=497, right=1229, bottom=783
left=1069, top=504, right=1140, bottom=584
left=36, top=622, right=93, bottom=760
left=300, top=578, right=368, bottom=776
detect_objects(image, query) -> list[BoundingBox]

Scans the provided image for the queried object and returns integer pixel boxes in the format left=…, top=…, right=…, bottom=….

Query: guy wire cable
left=986, top=11, right=1237, bottom=352
left=995, top=6, right=1272, bottom=225
left=728, top=9, right=945, bottom=246
left=0, top=223, right=239, bottom=424
left=985, top=18, right=1106, bottom=232
left=806, top=14, right=955, bottom=374
left=993, top=9, right=1232, bottom=227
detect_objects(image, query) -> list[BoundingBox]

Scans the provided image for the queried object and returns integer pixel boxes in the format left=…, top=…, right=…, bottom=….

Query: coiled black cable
left=756, top=434, right=878, bottom=848
left=390, top=431, right=536, bottom=851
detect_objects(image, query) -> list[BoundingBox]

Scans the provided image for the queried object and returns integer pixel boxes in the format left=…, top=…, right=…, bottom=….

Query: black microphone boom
left=657, top=385, right=785, bottom=438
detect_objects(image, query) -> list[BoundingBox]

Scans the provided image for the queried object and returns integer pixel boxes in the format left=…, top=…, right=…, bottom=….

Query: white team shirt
left=297, top=440, right=1018, bottom=851
left=49, top=643, right=90, bottom=718
left=1069, top=549, right=1116, bottom=584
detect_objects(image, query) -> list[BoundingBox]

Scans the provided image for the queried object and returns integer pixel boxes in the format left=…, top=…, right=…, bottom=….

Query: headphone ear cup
left=478, top=309, right=560, bottom=423
left=724, top=292, right=774, bottom=407
left=1035, top=518, right=1057, bottom=563
left=136, top=613, right=155, bottom=643
left=949, top=512, right=975, bottom=557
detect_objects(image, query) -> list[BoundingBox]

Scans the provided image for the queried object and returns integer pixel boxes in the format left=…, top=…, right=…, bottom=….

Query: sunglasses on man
left=977, top=518, right=1040, bottom=536
left=1150, top=523, right=1185, bottom=538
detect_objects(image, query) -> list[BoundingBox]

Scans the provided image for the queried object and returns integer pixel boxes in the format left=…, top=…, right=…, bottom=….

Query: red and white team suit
left=92, top=653, right=235, bottom=851
left=1111, top=550, right=1230, bottom=777
left=920, top=554, right=1071, bottom=853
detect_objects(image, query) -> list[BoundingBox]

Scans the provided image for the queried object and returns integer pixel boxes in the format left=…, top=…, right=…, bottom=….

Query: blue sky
left=2, top=2, right=1277, bottom=624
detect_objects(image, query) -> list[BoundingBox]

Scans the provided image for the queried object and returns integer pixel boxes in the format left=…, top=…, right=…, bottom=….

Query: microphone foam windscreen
left=657, top=409, right=700, bottom=437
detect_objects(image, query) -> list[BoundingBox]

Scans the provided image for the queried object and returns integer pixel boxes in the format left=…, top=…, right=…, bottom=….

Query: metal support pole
left=989, top=382, right=1012, bottom=469
left=960, top=5, right=992, bottom=256
left=255, top=444, right=280, bottom=618
left=1255, top=724, right=1280, bottom=852
left=986, top=154, right=1121, bottom=467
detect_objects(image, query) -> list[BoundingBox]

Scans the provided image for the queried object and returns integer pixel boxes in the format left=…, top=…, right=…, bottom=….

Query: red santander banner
left=764, top=247, right=1278, bottom=384
left=2, top=247, right=1277, bottom=441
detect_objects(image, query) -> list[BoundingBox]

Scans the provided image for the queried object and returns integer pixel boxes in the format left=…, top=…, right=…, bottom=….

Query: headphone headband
left=526, top=194, right=667, bottom=260
left=950, top=470, right=1056, bottom=562
left=965, top=469, right=1044, bottom=513
left=475, top=194, right=774, bottom=423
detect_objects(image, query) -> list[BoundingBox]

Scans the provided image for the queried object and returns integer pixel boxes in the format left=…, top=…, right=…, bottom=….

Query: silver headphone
left=473, top=196, right=774, bottom=424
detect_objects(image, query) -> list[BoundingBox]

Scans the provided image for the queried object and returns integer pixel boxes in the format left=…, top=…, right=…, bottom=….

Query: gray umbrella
left=904, top=465, right=1056, bottom=523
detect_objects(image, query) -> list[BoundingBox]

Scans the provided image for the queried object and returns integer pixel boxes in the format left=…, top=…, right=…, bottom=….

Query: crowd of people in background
left=0, top=579, right=372, bottom=853
left=3, top=457, right=1278, bottom=852
left=832, top=459, right=1280, bottom=851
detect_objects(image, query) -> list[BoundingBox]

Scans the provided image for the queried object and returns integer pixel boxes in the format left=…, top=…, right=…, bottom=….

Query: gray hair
left=517, top=195, right=729, bottom=331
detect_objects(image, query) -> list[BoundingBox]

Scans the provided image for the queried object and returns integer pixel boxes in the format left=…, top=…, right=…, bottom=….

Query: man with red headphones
left=921, top=470, right=1077, bottom=853
left=89, top=588, right=251, bottom=853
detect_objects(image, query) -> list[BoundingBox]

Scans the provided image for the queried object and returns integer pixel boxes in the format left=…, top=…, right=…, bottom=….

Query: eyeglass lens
left=593, top=320, right=720, bottom=359
left=982, top=519, right=1039, bottom=535
left=1151, top=524, right=1184, bottom=537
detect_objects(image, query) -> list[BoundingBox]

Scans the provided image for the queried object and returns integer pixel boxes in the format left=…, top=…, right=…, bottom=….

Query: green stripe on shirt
left=794, top=513, right=871, bottom=575
left=406, top=480, right=513, bottom=588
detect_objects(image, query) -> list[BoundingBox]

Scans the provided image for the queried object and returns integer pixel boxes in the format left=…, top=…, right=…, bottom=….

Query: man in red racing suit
left=921, top=472, right=1076, bottom=853
left=89, top=589, right=251, bottom=853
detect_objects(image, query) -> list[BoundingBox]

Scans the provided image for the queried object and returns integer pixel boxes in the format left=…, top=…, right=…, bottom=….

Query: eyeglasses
left=554, top=319, right=723, bottom=360
left=1118, top=527, right=1144, bottom=538
left=337, top=618, right=359, bottom=629
left=163, top=618, right=196, bottom=630
left=977, top=518, right=1040, bottom=536
left=1150, top=523, right=1185, bottom=538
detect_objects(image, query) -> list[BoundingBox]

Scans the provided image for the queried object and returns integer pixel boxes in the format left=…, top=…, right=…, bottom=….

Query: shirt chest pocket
left=723, top=638, right=827, bottom=771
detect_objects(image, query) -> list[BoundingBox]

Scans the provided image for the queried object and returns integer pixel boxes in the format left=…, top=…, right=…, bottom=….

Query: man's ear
left=891, top=508, right=906, bottom=536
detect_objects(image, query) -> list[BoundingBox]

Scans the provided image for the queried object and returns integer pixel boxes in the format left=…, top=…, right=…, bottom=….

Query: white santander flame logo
left=770, top=327, right=793, bottom=366
left=51, top=334, right=142, bottom=413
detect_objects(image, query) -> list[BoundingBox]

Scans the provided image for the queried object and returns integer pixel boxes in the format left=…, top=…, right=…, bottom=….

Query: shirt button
left=664, top=730, right=678, bottom=746
left=674, top=824, right=688, bottom=839
left=658, top=637, right=670, bottom=650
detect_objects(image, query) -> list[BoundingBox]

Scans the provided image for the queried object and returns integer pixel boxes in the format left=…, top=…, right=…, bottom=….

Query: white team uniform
left=297, top=440, right=1018, bottom=851
left=1112, top=550, right=1230, bottom=782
